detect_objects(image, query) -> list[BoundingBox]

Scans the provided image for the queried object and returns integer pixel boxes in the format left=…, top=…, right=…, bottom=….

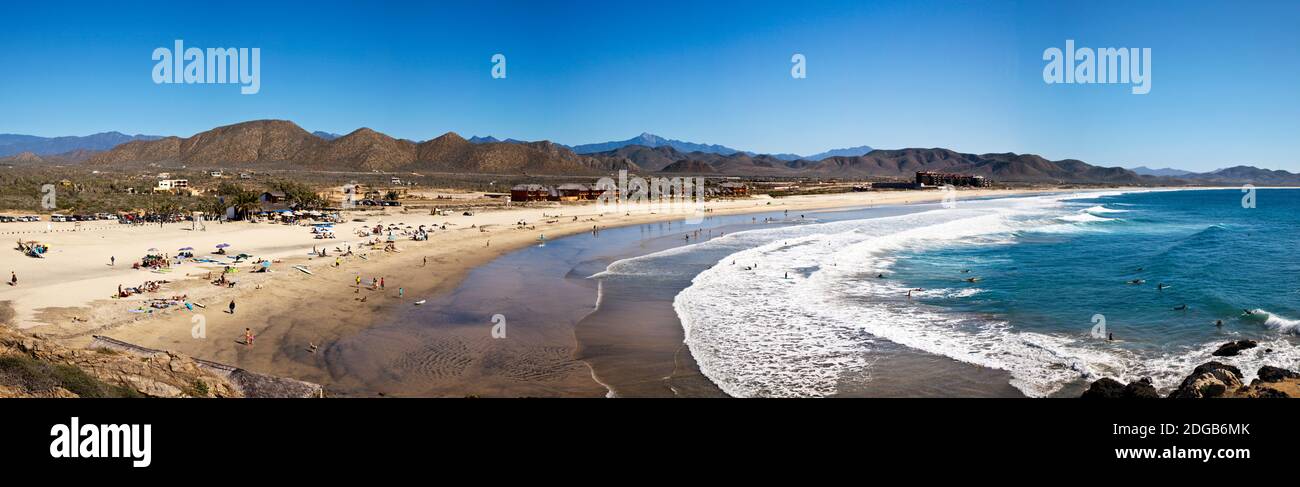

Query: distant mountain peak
left=1130, top=166, right=1194, bottom=177
left=571, top=133, right=743, bottom=157
left=0, top=131, right=164, bottom=158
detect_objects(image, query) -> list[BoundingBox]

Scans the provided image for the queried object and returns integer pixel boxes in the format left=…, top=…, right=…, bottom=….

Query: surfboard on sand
left=294, top=265, right=313, bottom=275
left=414, top=299, right=426, bottom=305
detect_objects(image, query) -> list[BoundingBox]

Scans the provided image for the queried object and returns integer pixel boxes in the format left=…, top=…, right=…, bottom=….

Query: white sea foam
left=1254, top=309, right=1300, bottom=334
left=1057, top=212, right=1115, bottom=223
left=663, top=191, right=1300, bottom=397
left=1084, top=205, right=1128, bottom=214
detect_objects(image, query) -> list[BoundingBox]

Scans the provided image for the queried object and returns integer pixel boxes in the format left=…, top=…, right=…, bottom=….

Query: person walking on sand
left=110, top=256, right=115, bottom=266
left=423, top=256, right=427, bottom=267
left=244, top=328, right=255, bottom=346
left=399, top=287, right=404, bottom=299
left=380, top=277, right=385, bottom=290
left=9, top=271, right=16, bottom=286
left=229, top=300, right=236, bottom=315
left=356, top=275, right=361, bottom=287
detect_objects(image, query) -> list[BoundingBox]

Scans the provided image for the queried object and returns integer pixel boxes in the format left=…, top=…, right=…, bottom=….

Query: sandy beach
left=1, top=187, right=1066, bottom=396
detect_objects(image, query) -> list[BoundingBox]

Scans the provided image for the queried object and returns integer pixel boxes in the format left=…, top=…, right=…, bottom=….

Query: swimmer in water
left=1215, top=319, right=1223, bottom=327
left=1174, top=304, right=1187, bottom=311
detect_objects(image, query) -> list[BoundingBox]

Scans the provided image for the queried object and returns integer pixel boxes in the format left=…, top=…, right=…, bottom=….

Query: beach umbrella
left=261, top=261, right=271, bottom=268
left=178, top=246, right=193, bottom=251
left=147, top=247, right=159, bottom=251
left=215, top=243, right=230, bottom=248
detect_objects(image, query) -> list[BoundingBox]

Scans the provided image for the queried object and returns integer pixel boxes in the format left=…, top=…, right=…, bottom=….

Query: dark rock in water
left=1256, top=366, right=1300, bottom=383
left=1081, top=377, right=1159, bottom=398
left=1123, top=377, right=1161, bottom=399
left=1211, top=340, right=1258, bottom=357
left=1168, top=362, right=1244, bottom=399
left=1081, top=378, right=1125, bottom=398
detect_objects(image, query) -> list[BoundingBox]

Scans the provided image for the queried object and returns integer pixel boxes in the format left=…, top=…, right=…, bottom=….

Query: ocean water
left=664, top=189, right=1300, bottom=397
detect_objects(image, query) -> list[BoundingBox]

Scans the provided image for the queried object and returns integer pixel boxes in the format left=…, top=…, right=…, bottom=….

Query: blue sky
left=2, top=0, right=1298, bottom=171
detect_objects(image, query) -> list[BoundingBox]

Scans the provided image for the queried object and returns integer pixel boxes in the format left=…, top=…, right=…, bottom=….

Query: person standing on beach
left=380, top=277, right=385, bottom=290
left=110, top=256, right=115, bottom=266
left=399, top=287, right=404, bottom=298
left=356, top=275, right=361, bottom=287
left=229, top=300, right=236, bottom=314
left=9, top=271, right=15, bottom=286
left=244, top=328, right=255, bottom=346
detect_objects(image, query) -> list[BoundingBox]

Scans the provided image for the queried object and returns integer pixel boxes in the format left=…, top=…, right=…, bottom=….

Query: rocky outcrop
left=1211, top=340, right=1258, bottom=357
left=1082, top=362, right=1300, bottom=399
left=1255, top=365, right=1300, bottom=383
left=1, top=327, right=238, bottom=398
left=1167, top=362, right=1244, bottom=398
left=1081, top=377, right=1160, bottom=399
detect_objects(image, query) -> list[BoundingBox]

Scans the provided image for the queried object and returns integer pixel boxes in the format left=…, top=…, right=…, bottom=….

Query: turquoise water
left=669, top=189, right=1300, bottom=397
left=894, top=189, right=1300, bottom=348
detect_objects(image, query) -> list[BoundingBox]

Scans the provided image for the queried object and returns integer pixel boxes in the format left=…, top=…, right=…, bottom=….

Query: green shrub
left=0, top=355, right=142, bottom=398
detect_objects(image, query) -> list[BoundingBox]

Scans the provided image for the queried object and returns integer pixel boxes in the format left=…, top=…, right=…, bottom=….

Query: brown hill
left=312, top=127, right=416, bottom=171
left=88, top=120, right=635, bottom=174
left=592, top=145, right=687, bottom=172
left=800, top=148, right=1143, bottom=183
left=659, top=159, right=717, bottom=174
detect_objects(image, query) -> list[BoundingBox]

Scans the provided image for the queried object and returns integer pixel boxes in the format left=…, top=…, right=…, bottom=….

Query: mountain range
left=1130, top=166, right=1195, bottom=177
left=6, top=120, right=1299, bottom=184
left=84, top=120, right=635, bottom=174
left=0, top=131, right=162, bottom=158
left=566, top=132, right=873, bottom=161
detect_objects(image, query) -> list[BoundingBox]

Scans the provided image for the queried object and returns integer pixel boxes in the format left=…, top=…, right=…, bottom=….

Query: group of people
left=115, top=280, right=170, bottom=298
left=135, top=254, right=172, bottom=270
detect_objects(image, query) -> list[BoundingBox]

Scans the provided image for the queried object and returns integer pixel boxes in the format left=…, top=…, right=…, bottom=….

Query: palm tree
left=231, top=191, right=260, bottom=221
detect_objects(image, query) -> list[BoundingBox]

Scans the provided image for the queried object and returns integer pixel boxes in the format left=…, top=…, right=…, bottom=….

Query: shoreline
left=3, top=187, right=1128, bottom=396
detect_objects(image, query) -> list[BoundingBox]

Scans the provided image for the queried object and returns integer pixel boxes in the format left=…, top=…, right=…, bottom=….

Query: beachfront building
left=510, top=184, right=549, bottom=202
left=556, top=183, right=597, bottom=201
left=915, top=171, right=991, bottom=188
left=717, top=182, right=749, bottom=196
left=260, top=191, right=288, bottom=204
left=154, top=179, right=189, bottom=193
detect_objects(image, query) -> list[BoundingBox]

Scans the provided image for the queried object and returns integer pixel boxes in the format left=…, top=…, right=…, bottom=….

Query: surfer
left=964, top=277, right=980, bottom=283
left=1174, top=304, right=1187, bottom=311
left=1242, top=309, right=1255, bottom=316
left=1215, top=319, right=1223, bottom=328
left=877, top=273, right=885, bottom=279
left=1157, top=283, right=1167, bottom=290
left=1127, top=279, right=1145, bottom=285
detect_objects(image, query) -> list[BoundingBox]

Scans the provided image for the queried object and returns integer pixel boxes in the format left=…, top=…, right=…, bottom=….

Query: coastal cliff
left=0, top=326, right=321, bottom=398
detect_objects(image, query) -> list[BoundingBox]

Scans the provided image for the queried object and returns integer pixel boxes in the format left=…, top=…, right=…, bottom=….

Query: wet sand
left=2, top=188, right=1068, bottom=396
